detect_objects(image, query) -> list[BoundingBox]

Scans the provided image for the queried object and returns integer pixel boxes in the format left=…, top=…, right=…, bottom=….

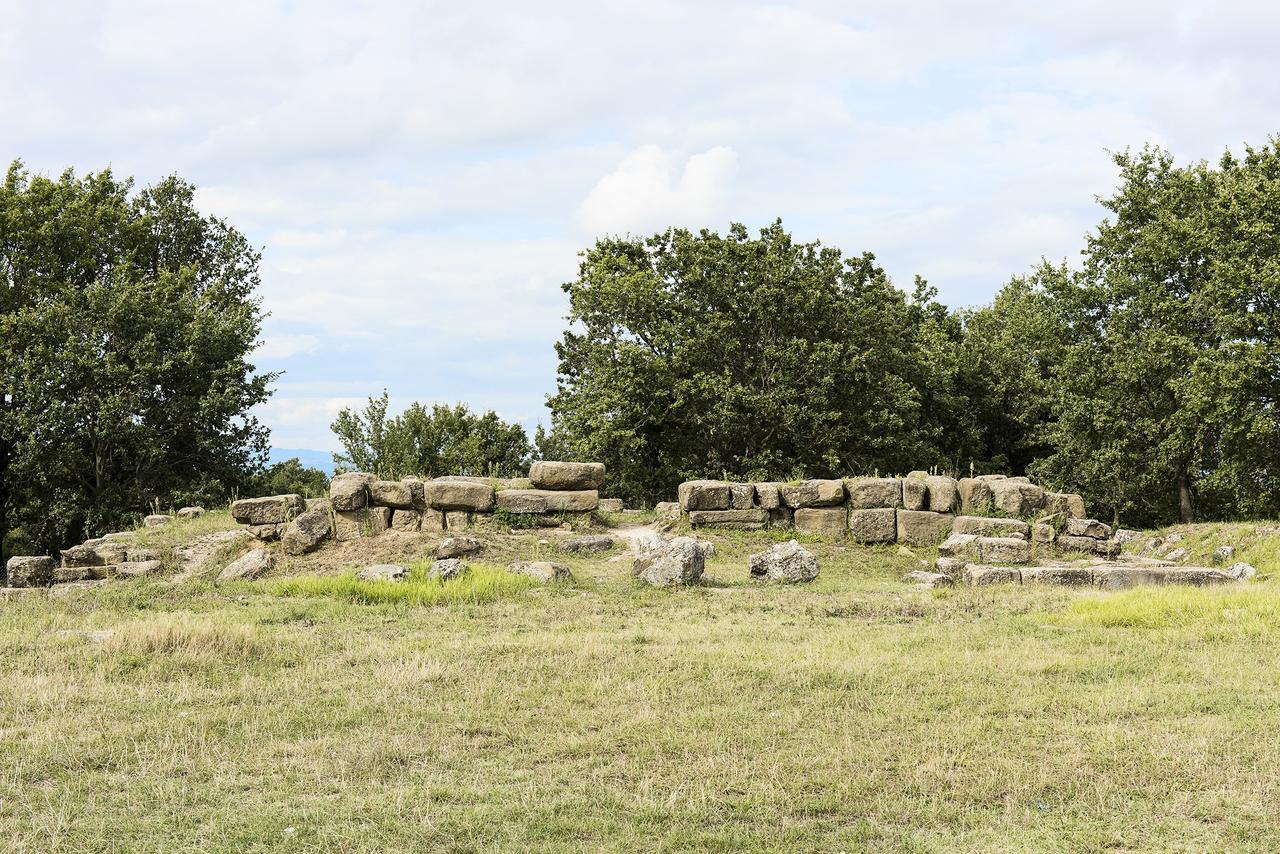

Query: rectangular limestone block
left=422, top=508, right=446, bottom=532
left=845, top=477, right=902, bottom=509
left=1021, top=566, right=1092, bottom=586
left=231, top=494, right=306, bottom=525
left=426, top=479, right=495, bottom=512
left=495, top=489, right=599, bottom=513
left=767, top=507, right=793, bottom=528
left=1045, top=491, right=1087, bottom=518
left=902, top=475, right=928, bottom=511
left=794, top=506, right=847, bottom=538
left=849, top=508, right=896, bottom=543
left=754, top=482, right=782, bottom=510
left=781, top=479, right=845, bottom=508
left=678, top=480, right=732, bottom=511
left=528, top=461, right=606, bottom=491
left=334, top=507, right=392, bottom=542
left=369, top=480, right=414, bottom=509
left=6, top=556, right=55, bottom=587
left=597, top=498, right=624, bottom=513
left=1091, top=566, right=1166, bottom=589
left=976, top=536, right=1030, bottom=565
left=895, top=510, right=953, bottom=547
left=925, top=476, right=959, bottom=513
left=445, top=511, right=472, bottom=530
left=729, top=483, right=756, bottom=509
left=951, top=516, right=1030, bottom=539
left=688, top=509, right=768, bottom=529
left=964, top=564, right=1021, bottom=586
left=391, top=509, right=422, bottom=532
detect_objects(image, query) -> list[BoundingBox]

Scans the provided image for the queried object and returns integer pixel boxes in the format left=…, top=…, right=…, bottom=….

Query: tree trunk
left=1177, top=468, right=1194, bottom=523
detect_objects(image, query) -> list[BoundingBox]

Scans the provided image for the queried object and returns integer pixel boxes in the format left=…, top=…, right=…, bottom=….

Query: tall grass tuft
left=1059, top=586, right=1280, bottom=635
left=105, top=614, right=267, bottom=658
left=267, top=563, right=532, bottom=606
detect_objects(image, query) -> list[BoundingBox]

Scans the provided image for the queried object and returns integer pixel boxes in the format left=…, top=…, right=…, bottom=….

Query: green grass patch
left=1058, top=585, right=1280, bottom=633
left=266, top=562, right=533, bottom=606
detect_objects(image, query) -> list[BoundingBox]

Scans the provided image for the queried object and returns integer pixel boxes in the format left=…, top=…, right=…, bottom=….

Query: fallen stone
left=426, top=479, right=495, bottom=512
left=231, top=494, right=306, bottom=525
left=436, top=536, right=484, bottom=559
left=977, top=536, right=1031, bottom=565
left=1020, top=565, right=1092, bottom=586
left=369, top=480, right=414, bottom=509
left=754, top=482, right=782, bottom=510
left=748, top=540, right=819, bottom=583
left=1163, top=547, right=1190, bottom=562
left=333, top=507, right=391, bottom=542
left=561, top=534, right=615, bottom=553
left=678, top=480, right=732, bottom=511
left=429, top=558, right=466, bottom=580
left=896, top=510, right=953, bottom=547
left=508, top=560, right=573, bottom=583
left=654, top=501, right=682, bottom=521
left=495, top=489, right=598, bottom=513
left=925, top=476, right=960, bottom=513
left=117, top=560, right=163, bottom=578
left=964, top=564, right=1021, bottom=585
left=904, top=570, right=953, bottom=588
left=793, top=507, right=847, bottom=537
left=5, top=556, right=54, bottom=587
left=282, top=509, right=333, bottom=555
left=391, top=509, right=422, bottom=532
left=219, top=548, right=274, bottom=581
left=1228, top=562, right=1257, bottom=581
left=1112, top=529, right=1141, bottom=546
left=902, top=475, right=928, bottom=511
left=357, top=564, right=406, bottom=582
left=844, top=477, right=901, bottom=509
left=1065, top=518, right=1111, bottom=539
left=177, top=506, right=205, bottom=519
left=631, top=536, right=704, bottom=587
left=1211, top=545, right=1236, bottom=565
left=688, top=509, right=769, bottom=529
left=951, top=516, right=1031, bottom=539
left=597, top=498, right=625, bottom=513
left=939, top=533, right=980, bottom=559
left=933, top=557, right=966, bottom=576
left=248, top=524, right=283, bottom=541
left=529, top=461, right=606, bottom=491
left=849, top=508, right=896, bottom=543
left=144, top=514, right=173, bottom=528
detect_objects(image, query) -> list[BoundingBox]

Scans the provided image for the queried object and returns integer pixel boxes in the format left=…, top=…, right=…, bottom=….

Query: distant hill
left=268, top=448, right=336, bottom=475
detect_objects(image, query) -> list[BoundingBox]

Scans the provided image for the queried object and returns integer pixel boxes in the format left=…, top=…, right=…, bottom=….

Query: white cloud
left=255, top=333, right=319, bottom=359
left=578, top=145, right=739, bottom=236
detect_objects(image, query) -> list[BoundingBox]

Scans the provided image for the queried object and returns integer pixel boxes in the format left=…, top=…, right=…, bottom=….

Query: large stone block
left=597, top=498, right=624, bottom=513
left=1064, top=518, right=1112, bottom=540
left=654, top=501, right=682, bottom=521
left=1056, top=534, right=1102, bottom=553
left=495, top=489, right=598, bottom=513
left=422, top=509, right=446, bottom=532
left=794, top=507, right=847, bottom=537
left=688, top=509, right=768, bottom=529
left=390, top=509, right=422, bottom=532
left=445, top=511, right=472, bottom=530
left=632, top=536, right=704, bottom=587
left=230, top=494, right=306, bottom=525
left=219, top=548, right=274, bottom=581
left=754, top=482, right=782, bottom=510
left=402, top=477, right=426, bottom=510
left=329, top=472, right=374, bottom=511
left=729, top=483, right=756, bottom=510
left=848, top=508, right=896, bottom=543
left=748, top=540, right=819, bottom=583
left=902, top=474, right=928, bottom=511
left=1091, top=566, right=1167, bottom=590
left=964, top=564, right=1021, bottom=585
left=767, top=507, right=794, bottom=528
left=426, top=478, right=495, bottom=512
left=895, top=510, right=953, bottom=546
left=369, top=480, right=414, bottom=509
left=282, top=509, right=333, bottom=555
left=977, top=536, right=1031, bottom=565
left=1045, top=491, right=1087, bottom=519
left=951, top=516, right=1030, bottom=539
left=1020, top=566, right=1092, bottom=586
left=957, top=478, right=994, bottom=514
left=334, top=507, right=392, bottom=542
left=678, top=480, right=732, bottom=511
left=508, top=560, right=573, bottom=583
left=988, top=480, right=1046, bottom=517
left=528, top=461, right=605, bottom=491
left=939, top=533, right=981, bottom=559
left=6, top=556, right=54, bottom=587
left=845, top=477, right=902, bottom=509
left=782, top=479, right=845, bottom=508
left=925, top=476, right=959, bottom=513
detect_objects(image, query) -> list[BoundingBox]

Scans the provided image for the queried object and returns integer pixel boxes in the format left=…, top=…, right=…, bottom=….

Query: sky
left=4, top=1, right=1279, bottom=453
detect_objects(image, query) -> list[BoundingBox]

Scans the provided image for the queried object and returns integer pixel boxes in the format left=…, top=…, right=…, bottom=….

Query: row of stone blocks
left=229, top=461, right=610, bottom=555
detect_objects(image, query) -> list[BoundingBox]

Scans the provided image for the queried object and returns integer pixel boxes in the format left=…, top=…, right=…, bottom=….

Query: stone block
left=1045, top=491, right=1087, bottom=518
left=7, top=556, right=54, bottom=587
left=729, top=483, right=756, bottom=510
left=964, top=564, right=1021, bottom=585
left=939, top=533, right=980, bottom=559
left=1020, top=566, right=1092, bottom=586
left=426, top=478, right=495, bottom=512
left=597, top=498, right=625, bottom=513
left=848, top=508, right=897, bottom=543
left=957, top=478, right=994, bottom=514
left=334, top=507, right=391, bottom=542
left=781, top=479, right=845, bottom=508
left=423, top=509, right=446, bottom=532
left=977, top=536, right=1031, bottom=564
left=989, top=480, right=1046, bottom=517
left=677, top=480, right=732, bottom=511
left=902, top=474, right=928, bottom=511
left=390, top=509, right=422, bottom=532
left=231, top=494, right=306, bottom=525
left=793, top=507, right=847, bottom=537
left=895, top=510, right=953, bottom=546
left=1064, top=518, right=1112, bottom=539
left=495, top=489, right=598, bottom=513
left=369, top=480, right=414, bottom=509
left=654, top=501, right=682, bottom=521
left=925, top=476, right=960, bottom=513
left=688, top=509, right=769, bottom=529
left=329, top=472, right=374, bottom=511
left=445, top=511, right=472, bottom=530
left=754, top=482, right=782, bottom=510
left=844, top=477, right=901, bottom=509
left=528, top=461, right=605, bottom=491
left=951, top=516, right=1030, bottom=539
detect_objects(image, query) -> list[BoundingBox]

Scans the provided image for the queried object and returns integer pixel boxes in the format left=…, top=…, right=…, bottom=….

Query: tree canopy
left=1, top=161, right=274, bottom=561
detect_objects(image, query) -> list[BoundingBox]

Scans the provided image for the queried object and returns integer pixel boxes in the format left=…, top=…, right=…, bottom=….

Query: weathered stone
left=390, top=509, right=422, bottom=532
left=282, top=509, right=333, bottom=555
left=426, top=479, right=495, bottom=512
left=925, top=476, right=959, bottom=513
left=939, top=533, right=980, bottom=559
left=218, top=548, right=274, bottom=581
left=748, top=540, right=819, bottom=583
left=436, top=536, right=484, bottom=559
left=781, top=479, right=845, bottom=508
left=125, top=546, right=158, bottom=562
left=849, top=508, right=897, bottom=543
left=793, top=507, right=847, bottom=537
left=1095, top=540, right=1121, bottom=559
left=1228, top=562, right=1256, bottom=581
left=118, top=560, right=163, bottom=578
left=495, top=489, right=598, bottom=513
left=1021, top=566, right=1092, bottom=586
left=84, top=564, right=120, bottom=580
left=697, top=540, right=717, bottom=559
left=53, top=566, right=93, bottom=583
left=329, top=472, right=373, bottom=511
left=429, top=558, right=466, bottom=580
left=422, top=508, right=446, bottom=532
left=1112, top=528, right=1141, bottom=546
left=47, top=580, right=108, bottom=597
left=952, top=516, right=1031, bottom=539
left=988, top=480, right=1046, bottom=517
left=964, top=564, right=1021, bottom=585
left=1044, top=492, right=1087, bottom=518
left=902, top=475, right=928, bottom=511
left=508, top=560, right=573, bottom=583
left=357, top=564, right=406, bottom=582
left=101, top=531, right=137, bottom=542
left=176, top=506, right=205, bottom=519
left=631, top=536, right=704, bottom=587
left=1064, top=518, right=1111, bottom=540
left=597, top=498, right=624, bottom=513
left=933, top=557, right=967, bottom=576
left=754, top=482, right=782, bottom=510
left=655, top=501, right=682, bottom=521
left=369, top=480, right=414, bottom=509
left=729, top=483, right=756, bottom=510
left=6, top=555, right=54, bottom=588
left=1164, top=567, right=1233, bottom=586
left=844, top=477, right=901, bottom=509
left=977, top=536, right=1031, bottom=565
left=689, top=508, right=769, bottom=529
left=333, top=507, right=391, bottom=542
left=445, top=511, right=472, bottom=530
left=61, top=541, right=126, bottom=566
left=1056, top=534, right=1100, bottom=553
left=904, top=570, right=953, bottom=588
left=400, top=477, right=426, bottom=509
left=306, top=497, right=332, bottom=512
left=231, top=494, right=306, bottom=525
left=895, top=510, right=953, bottom=547
left=1211, top=545, right=1236, bottom=565
left=1032, top=523, right=1055, bottom=544
left=678, top=480, right=732, bottom=511
left=958, top=478, right=994, bottom=514
left=561, top=535, right=615, bottom=553
left=528, top=461, right=605, bottom=491
left=144, top=514, right=173, bottom=528
left=248, top=524, right=283, bottom=541
left=1092, top=566, right=1167, bottom=589
left=1164, top=547, right=1190, bottom=562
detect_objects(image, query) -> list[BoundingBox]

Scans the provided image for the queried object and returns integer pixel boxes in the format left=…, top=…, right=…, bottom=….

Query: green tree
left=547, top=221, right=955, bottom=503
left=1032, top=142, right=1280, bottom=525
left=331, top=391, right=531, bottom=479
left=0, top=162, right=274, bottom=561
left=254, top=458, right=330, bottom=498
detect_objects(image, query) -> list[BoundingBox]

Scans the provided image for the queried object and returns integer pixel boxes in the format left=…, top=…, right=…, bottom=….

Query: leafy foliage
left=331, top=391, right=531, bottom=479
left=0, top=162, right=273, bottom=559
left=253, top=458, right=330, bottom=499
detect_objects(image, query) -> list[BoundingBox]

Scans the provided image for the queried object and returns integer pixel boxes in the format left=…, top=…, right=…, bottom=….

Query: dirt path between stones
left=606, top=523, right=664, bottom=558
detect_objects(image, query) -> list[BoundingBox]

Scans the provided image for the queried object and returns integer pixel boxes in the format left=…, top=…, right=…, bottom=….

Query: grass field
left=2, top=526, right=1280, bottom=851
